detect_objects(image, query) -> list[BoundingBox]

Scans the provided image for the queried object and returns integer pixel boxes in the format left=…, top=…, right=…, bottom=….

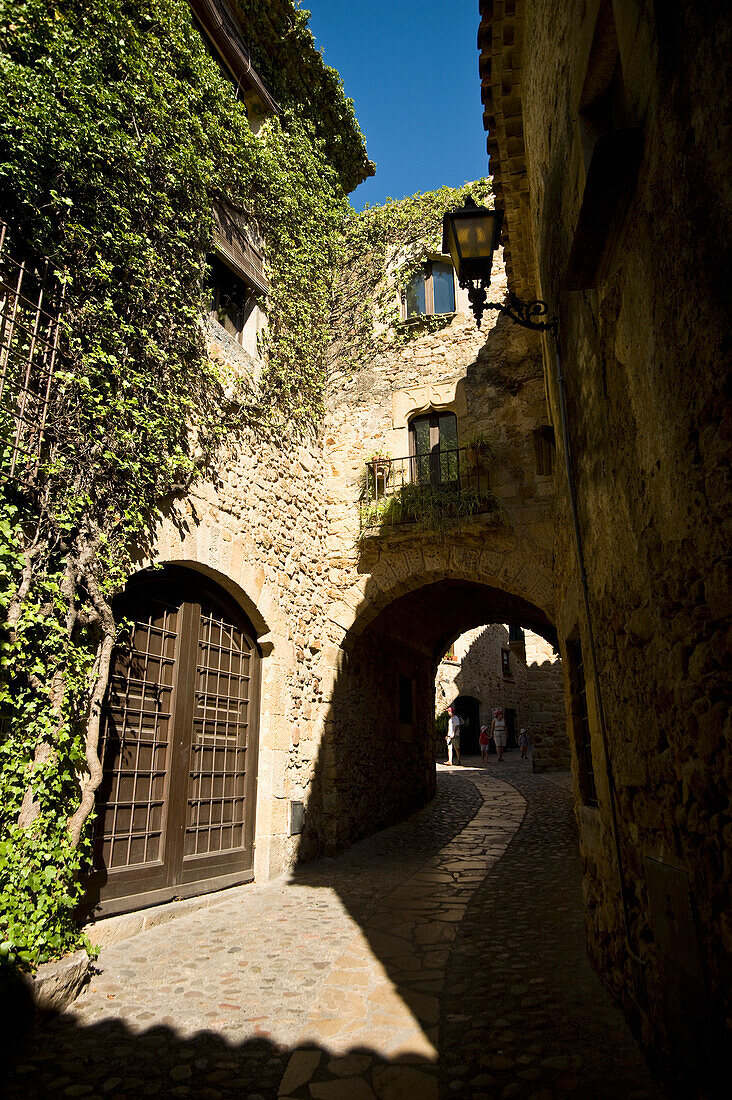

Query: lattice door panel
left=89, top=569, right=261, bottom=916
left=185, top=599, right=253, bottom=857
left=94, top=596, right=178, bottom=873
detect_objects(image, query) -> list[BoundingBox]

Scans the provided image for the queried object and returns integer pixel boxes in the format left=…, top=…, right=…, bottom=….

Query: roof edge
left=478, top=0, right=535, bottom=300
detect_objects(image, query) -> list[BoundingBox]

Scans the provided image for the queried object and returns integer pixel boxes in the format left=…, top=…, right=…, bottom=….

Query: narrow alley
left=6, top=759, right=660, bottom=1099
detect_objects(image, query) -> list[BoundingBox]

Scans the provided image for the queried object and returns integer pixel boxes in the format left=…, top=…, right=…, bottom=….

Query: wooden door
left=505, top=707, right=517, bottom=750
left=87, top=570, right=260, bottom=916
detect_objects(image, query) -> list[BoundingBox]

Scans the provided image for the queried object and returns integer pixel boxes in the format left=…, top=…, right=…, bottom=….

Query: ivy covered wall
left=0, top=0, right=369, bottom=968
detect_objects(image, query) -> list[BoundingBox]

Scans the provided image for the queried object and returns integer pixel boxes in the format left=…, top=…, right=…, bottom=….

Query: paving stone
left=309, top=1079, right=377, bottom=1100
left=4, top=761, right=661, bottom=1100
left=278, top=1049, right=322, bottom=1093
left=327, top=1054, right=373, bottom=1077
left=371, top=1064, right=438, bottom=1099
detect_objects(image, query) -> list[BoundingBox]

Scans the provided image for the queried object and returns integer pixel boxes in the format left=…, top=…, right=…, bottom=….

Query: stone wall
left=299, top=629, right=436, bottom=860
left=306, top=247, right=563, bottom=851
left=479, top=0, right=731, bottom=1088
left=525, top=660, right=570, bottom=773
left=127, top=237, right=564, bottom=920
left=144, top=313, right=338, bottom=882
left=435, top=625, right=568, bottom=770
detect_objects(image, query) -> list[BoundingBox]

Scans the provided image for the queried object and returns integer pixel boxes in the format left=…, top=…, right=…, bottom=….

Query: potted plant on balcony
left=463, top=431, right=497, bottom=469
left=368, top=449, right=392, bottom=490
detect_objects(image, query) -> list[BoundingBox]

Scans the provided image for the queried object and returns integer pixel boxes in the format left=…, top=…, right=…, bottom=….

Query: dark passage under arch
left=452, top=694, right=481, bottom=755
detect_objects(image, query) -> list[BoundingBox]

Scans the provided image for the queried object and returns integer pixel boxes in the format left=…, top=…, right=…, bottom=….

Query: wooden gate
left=87, top=569, right=261, bottom=916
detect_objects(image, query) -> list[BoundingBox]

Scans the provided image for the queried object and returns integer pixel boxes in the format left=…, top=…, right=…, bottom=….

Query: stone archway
left=300, top=571, right=557, bottom=860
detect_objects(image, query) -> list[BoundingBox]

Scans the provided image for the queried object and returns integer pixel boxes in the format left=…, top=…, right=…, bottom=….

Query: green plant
left=463, top=431, right=498, bottom=463
left=331, top=181, right=494, bottom=373
left=360, top=481, right=501, bottom=538
left=0, top=0, right=368, bottom=969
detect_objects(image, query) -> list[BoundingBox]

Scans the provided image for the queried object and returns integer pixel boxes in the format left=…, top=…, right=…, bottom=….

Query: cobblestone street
left=5, top=759, right=661, bottom=1099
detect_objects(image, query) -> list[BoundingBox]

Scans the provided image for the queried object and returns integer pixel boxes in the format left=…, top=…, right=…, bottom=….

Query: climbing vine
left=329, top=180, right=492, bottom=377
left=0, top=0, right=368, bottom=968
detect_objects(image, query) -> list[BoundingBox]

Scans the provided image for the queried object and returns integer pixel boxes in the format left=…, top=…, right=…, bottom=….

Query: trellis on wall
left=0, top=222, right=66, bottom=484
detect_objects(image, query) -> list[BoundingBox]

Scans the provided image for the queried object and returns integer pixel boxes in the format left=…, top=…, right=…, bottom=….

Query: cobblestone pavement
left=5, top=757, right=662, bottom=1099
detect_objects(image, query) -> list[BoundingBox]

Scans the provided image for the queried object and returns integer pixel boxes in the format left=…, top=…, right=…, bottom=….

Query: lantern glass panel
left=454, top=212, right=498, bottom=259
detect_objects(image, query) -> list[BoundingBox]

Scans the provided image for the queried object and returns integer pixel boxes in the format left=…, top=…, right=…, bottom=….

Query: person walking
left=519, top=728, right=530, bottom=759
left=446, top=705, right=462, bottom=765
left=479, top=724, right=491, bottom=764
left=491, top=708, right=507, bottom=761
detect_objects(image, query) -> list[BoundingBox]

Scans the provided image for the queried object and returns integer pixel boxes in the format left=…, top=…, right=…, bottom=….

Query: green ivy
left=0, top=0, right=367, bottom=968
left=331, top=180, right=493, bottom=373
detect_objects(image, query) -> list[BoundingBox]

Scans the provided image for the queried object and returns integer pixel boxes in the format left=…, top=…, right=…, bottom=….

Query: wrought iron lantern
left=442, top=196, right=556, bottom=333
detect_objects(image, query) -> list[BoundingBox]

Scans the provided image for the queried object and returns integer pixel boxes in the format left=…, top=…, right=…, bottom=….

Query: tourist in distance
left=479, top=723, right=491, bottom=764
left=519, top=728, right=530, bottom=759
left=446, top=705, right=462, bottom=765
left=491, top=708, right=508, bottom=761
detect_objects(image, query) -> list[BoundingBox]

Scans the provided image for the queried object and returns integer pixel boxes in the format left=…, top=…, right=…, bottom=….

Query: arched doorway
left=301, top=576, right=558, bottom=859
left=452, top=694, right=481, bottom=756
left=86, top=567, right=261, bottom=915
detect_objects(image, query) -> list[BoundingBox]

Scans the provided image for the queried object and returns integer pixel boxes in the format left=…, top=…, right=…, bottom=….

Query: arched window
left=409, top=410, right=459, bottom=486
left=86, top=567, right=261, bottom=916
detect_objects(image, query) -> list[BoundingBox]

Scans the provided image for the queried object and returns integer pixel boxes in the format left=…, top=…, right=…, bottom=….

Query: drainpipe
left=551, top=328, right=645, bottom=969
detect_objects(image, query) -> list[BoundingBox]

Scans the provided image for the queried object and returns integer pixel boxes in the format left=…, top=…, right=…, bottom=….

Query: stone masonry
left=479, top=0, right=731, bottom=1089
left=435, top=625, right=570, bottom=771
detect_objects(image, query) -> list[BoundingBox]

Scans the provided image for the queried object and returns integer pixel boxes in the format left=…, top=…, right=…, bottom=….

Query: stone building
left=307, top=234, right=560, bottom=856
left=68, top=6, right=558, bottom=916
left=90, top=215, right=560, bottom=897
left=3, top=1, right=728, bottom=1090
left=435, top=624, right=569, bottom=770
left=479, top=0, right=731, bottom=1090
left=4, top=0, right=559, bottom=935
left=63, top=0, right=375, bottom=912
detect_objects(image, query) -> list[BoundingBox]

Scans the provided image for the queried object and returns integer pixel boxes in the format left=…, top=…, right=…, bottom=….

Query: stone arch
left=302, top=565, right=557, bottom=860
left=151, top=509, right=296, bottom=881
left=332, top=537, right=555, bottom=649
left=155, top=558, right=275, bottom=655
left=151, top=511, right=289, bottom=658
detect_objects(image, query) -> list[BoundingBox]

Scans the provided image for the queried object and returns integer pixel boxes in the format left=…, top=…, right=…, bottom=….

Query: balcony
left=359, top=444, right=500, bottom=536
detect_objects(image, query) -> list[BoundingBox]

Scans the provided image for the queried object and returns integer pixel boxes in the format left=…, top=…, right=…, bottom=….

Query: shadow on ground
left=3, top=761, right=668, bottom=1099
left=5, top=1017, right=434, bottom=1099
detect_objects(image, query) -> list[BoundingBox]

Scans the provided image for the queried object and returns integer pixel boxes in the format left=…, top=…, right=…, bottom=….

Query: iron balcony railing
left=0, top=222, right=66, bottom=484
left=360, top=444, right=498, bottom=532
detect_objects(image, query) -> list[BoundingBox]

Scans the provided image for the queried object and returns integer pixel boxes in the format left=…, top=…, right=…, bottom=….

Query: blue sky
left=305, top=1, right=489, bottom=210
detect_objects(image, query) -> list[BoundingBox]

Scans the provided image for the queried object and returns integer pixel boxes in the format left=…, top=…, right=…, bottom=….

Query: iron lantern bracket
left=462, top=279, right=558, bottom=336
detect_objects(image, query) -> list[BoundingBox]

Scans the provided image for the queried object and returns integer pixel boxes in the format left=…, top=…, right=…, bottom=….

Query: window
left=443, top=643, right=457, bottom=663
left=409, top=410, right=459, bottom=486
left=565, top=0, right=642, bottom=290
left=567, top=639, right=598, bottom=805
left=208, top=256, right=256, bottom=344
left=533, top=426, right=555, bottom=476
left=190, top=0, right=278, bottom=125
left=404, top=259, right=456, bottom=318
left=501, top=649, right=511, bottom=677
left=508, top=625, right=524, bottom=644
